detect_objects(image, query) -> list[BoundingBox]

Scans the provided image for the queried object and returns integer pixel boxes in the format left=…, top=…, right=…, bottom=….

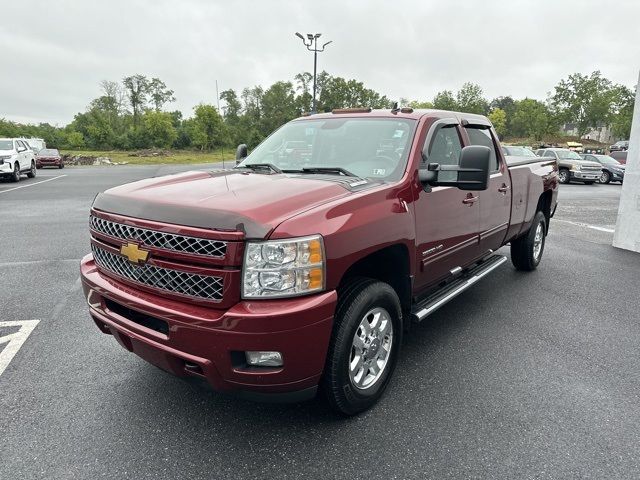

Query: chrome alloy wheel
left=349, top=307, right=393, bottom=390
left=558, top=170, right=569, bottom=183
left=533, top=222, right=544, bottom=261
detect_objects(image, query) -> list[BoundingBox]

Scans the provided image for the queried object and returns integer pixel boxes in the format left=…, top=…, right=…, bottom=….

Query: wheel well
left=537, top=190, right=552, bottom=233
left=339, top=244, right=411, bottom=313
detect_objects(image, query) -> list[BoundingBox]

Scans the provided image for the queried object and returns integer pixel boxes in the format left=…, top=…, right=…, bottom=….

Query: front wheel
left=558, top=169, right=570, bottom=184
left=511, top=211, right=547, bottom=271
left=322, top=278, right=402, bottom=416
left=599, top=171, right=610, bottom=184
left=11, top=162, right=20, bottom=182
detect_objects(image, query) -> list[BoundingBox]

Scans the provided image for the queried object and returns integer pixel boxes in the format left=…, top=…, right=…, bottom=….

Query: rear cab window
left=464, top=127, right=500, bottom=172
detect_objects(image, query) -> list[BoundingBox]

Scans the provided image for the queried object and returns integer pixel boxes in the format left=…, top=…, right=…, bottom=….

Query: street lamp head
left=307, top=33, right=314, bottom=40
left=315, top=33, right=322, bottom=38
left=295, top=32, right=304, bottom=40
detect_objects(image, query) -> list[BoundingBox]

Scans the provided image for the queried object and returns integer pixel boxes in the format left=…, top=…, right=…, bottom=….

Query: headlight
left=242, top=235, right=325, bottom=298
left=572, top=164, right=582, bottom=171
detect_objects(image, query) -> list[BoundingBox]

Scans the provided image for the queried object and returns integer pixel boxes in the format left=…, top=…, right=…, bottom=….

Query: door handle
left=498, top=184, right=510, bottom=194
left=462, top=196, right=478, bottom=205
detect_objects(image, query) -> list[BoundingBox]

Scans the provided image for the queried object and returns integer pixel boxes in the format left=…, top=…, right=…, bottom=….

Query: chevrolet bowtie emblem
left=120, top=242, right=149, bottom=264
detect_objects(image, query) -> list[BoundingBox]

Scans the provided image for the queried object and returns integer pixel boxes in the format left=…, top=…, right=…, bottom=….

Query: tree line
left=0, top=70, right=634, bottom=151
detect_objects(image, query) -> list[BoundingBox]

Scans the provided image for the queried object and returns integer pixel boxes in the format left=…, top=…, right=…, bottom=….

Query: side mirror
left=235, top=144, right=248, bottom=165
left=17, top=147, right=26, bottom=153
left=419, top=145, right=491, bottom=191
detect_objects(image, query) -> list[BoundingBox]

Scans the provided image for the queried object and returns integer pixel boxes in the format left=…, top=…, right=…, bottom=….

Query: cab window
left=465, top=127, right=499, bottom=172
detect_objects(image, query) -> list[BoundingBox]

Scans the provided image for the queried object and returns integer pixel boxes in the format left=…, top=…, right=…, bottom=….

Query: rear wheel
left=322, top=278, right=402, bottom=416
left=511, top=211, right=547, bottom=271
left=599, top=171, right=611, bottom=184
left=27, top=161, right=36, bottom=178
left=59, top=162, right=64, bottom=169
left=11, top=162, right=20, bottom=182
left=558, top=169, right=570, bottom=184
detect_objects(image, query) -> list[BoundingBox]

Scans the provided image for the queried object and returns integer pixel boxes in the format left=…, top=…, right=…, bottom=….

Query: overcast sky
left=2, top=0, right=639, bottom=125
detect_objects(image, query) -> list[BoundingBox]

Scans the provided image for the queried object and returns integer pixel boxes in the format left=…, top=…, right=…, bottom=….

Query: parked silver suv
left=535, top=148, right=602, bottom=185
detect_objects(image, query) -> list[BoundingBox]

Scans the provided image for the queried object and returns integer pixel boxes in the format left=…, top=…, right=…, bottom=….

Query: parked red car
left=609, top=151, right=627, bottom=164
left=36, top=148, right=64, bottom=169
left=81, top=108, right=558, bottom=414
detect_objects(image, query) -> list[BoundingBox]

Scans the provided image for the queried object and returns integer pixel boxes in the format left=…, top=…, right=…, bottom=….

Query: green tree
left=551, top=71, right=617, bottom=136
left=488, top=108, right=507, bottom=139
left=148, top=77, right=175, bottom=111
left=511, top=98, right=558, bottom=140
left=260, top=81, right=298, bottom=135
left=142, top=111, right=177, bottom=148
left=456, top=82, right=489, bottom=115
left=432, top=90, right=457, bottom=111
left=610, top=85, right=635, bottom=139
left=65, top=131, right=85, bottom=149
left=122, top=74, right=150, bottom=126
left=188, top=104, right=226, bottom=150
left=407, top=100, right=434, bottom=109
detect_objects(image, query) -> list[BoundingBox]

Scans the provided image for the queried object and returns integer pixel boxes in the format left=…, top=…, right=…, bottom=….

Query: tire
left=11, top=162, right=20, bottom=183
left=511, top=211, right=547, bottom=271
left=558, top=169, right=570, bottom=184
left=584, top=181, right=595, bottom=185
left=322, top=278, right=402, bottom=415
left=27, top=161, right=36, bottom=178
left=599, top=171, right=611, bottom=184
left=59, top=162, right=64, bottom=169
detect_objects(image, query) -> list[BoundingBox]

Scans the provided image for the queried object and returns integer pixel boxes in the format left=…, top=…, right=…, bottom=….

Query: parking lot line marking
left=555, top=219, right=615, bottom=233
left=0, top=320, right=40, bottom=377
left=0, top=175, right=66, bottom=194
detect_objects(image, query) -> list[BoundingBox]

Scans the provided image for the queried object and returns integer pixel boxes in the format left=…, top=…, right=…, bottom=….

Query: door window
left=543, top=150, right=556, bottom=158
left=425, top=125, right=463, bottom=182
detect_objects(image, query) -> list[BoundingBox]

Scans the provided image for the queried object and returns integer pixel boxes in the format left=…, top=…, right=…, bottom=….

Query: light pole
left=295, top=32, right=332, bottom=113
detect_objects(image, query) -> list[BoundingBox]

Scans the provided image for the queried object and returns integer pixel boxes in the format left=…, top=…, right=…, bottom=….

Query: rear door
left=413, top=118, right=482, bottom=293
left=463, top=125, right=512, bottom=253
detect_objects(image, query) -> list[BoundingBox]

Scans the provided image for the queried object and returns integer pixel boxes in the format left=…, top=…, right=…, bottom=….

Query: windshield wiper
left=237, top=163, right=282, bottom=174
left=299, top=167, right=357, bottom=177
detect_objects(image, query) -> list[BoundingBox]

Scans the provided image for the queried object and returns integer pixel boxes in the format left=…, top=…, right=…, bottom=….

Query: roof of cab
left=292, top=108, right=492, bottom=125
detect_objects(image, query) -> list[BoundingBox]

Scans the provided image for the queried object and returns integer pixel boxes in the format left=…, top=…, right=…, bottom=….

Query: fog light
left=245, top=351, right=283, bottom=367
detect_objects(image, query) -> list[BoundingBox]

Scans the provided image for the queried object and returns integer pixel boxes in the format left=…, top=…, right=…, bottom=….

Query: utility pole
left=295, top=32, right=332, bottom=113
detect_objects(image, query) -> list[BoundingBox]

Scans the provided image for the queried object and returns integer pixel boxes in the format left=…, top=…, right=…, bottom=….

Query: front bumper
left=37, top=159, right=62, bottom=167
left=0, top=161, right=15, bottom=175
left=80, top=254, right=336, bottom=401
left=570, top=170, right=601, bottom=181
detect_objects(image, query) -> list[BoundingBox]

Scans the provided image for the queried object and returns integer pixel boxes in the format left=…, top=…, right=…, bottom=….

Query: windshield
left=239, top=118, right=417, bottom=181
left=39, top=149, right=59, bottom=156
left=595, top=155, right=620, bottom=165
left=504, top=146, right=535, bottom=156
left=556, top=150, right=582, bottom=160
left=0, top=140, right=13, bottom=150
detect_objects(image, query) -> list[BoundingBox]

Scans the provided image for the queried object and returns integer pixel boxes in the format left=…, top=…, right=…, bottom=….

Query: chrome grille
left=91, top=244, right=223, bottom=301
left=90, top=215, right=226, bottom=258
left=582, top=165, right=601, bottom=171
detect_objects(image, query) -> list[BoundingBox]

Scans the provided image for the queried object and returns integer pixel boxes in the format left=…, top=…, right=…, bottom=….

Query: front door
left=463, top=126, right=512, bottom=253
left=413, top=120, right=482, bottom=294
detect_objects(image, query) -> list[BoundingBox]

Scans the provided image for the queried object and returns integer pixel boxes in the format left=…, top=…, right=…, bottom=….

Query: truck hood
left=92, top=169, right=354, bottom=238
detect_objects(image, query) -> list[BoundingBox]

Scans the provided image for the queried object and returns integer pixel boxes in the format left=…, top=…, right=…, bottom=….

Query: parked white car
left=0, top=138, right=37, bottom=182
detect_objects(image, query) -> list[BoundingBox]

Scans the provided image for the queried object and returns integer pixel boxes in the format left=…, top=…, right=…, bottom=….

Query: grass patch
left=59, top=149, right=236, bottom=165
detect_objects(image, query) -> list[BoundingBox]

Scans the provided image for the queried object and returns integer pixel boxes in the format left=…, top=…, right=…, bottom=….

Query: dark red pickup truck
left=81, top=108, right=558, bottom=415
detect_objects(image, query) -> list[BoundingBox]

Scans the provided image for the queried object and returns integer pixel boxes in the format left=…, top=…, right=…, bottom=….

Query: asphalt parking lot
left=1, top=166, right=639, bottom=479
